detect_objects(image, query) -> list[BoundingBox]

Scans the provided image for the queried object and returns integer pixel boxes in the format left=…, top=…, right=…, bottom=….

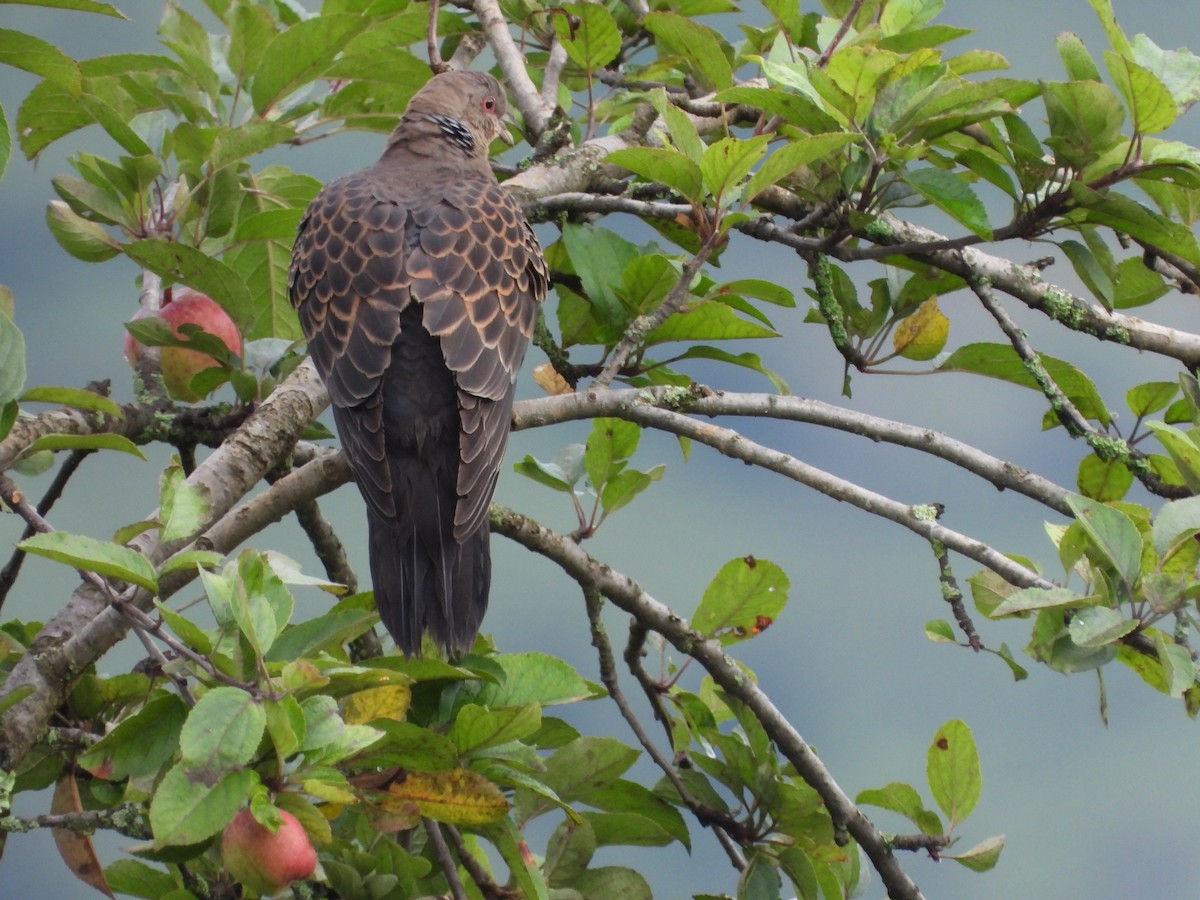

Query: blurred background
left=2, top=1, right=1198, bottom=898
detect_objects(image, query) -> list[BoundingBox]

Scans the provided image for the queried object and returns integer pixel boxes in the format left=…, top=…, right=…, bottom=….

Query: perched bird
left=289, top=71, right=548, bottom=655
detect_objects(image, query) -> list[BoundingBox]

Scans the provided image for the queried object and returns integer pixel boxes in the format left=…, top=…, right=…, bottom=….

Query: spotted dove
left=288, top=71, right=548, bottom=655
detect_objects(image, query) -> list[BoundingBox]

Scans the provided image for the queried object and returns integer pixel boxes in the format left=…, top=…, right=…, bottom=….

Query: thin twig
left=969, top=278, right=1176, bottom=497
left=490, top=506, right=928, bottom=900
left=427, top=0, right=448, bottom=72
left=424, top=817, right=468, bottom=900
left=0, top=449, right=92, bottom=611
left=583, top=587, right=750, bottom=868
left=926, top=529, right=982, bottom=651
left=593, top=247, right=714, bottom=387
left=817, top=0, right=867, bottom=67
left=445, top=825, right=510, bottom=900
left=0, top=803, right=151, bottom=839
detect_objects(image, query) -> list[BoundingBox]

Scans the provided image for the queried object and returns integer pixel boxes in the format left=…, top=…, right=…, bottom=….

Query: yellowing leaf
left=892, top=296, right=949, bottom=361
left=385, top=769, right=510, bottom=826
left=342, top=684, right=411, bottom=724
left=533, top=362, right=574, bottom=395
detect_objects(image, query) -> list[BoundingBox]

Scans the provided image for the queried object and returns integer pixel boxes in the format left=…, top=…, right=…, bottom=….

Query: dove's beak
left=498, top=113, right=517, bottom=147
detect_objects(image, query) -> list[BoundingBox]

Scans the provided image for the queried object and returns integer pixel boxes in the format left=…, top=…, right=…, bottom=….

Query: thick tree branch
left=472, top=0, right=552, bottom=137
left=0, top=362, right=329, bottom=771
left=511, top=388, right=1073, bottom=516
left=491, top=506, right=927, bottom=900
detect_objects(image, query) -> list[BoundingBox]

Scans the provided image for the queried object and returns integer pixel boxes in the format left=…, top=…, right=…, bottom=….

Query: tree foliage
left=2, top=0, right=1200, bottom=898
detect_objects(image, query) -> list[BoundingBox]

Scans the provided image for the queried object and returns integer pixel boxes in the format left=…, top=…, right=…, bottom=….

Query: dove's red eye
left=483, top=96, right=497, bottom=111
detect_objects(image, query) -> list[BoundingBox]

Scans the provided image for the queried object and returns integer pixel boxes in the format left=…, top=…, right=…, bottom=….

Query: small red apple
left=124, top=289, right=243, bottom=402
left=221, top=807, right=317, bottom=896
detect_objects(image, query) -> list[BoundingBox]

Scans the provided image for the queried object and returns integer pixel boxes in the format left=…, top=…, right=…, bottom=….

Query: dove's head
left=390, top=70, right=512, bottom=159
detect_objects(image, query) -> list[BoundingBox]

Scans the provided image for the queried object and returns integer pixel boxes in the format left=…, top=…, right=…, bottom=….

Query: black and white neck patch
left=428, top=114, right=476, bottom=153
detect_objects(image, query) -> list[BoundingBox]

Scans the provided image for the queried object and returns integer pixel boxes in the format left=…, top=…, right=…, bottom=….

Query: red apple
left=221, top=807, right=317, bottom=896
left=124, top=289, right=243, bottom=402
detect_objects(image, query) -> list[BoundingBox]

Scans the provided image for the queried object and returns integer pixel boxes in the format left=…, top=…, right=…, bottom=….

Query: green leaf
left=157, top=549, right=223, bottom=579
left=154, top=598, right=213, bottom=655
left=536, top=737, right=639, bottom=805
left=545, top=817, right=596, bottom=887
left=939, top=342, right=1110, bottom=424
left=738, top=851, right=783, bottom=900
left=585, top=418, right=640, bottom=490
left=991, top=587, right=1085, bottom=617
left=0, top=683, right=34, bottom=716
left=464, top=652, right=603, bottom=708
left=1151, top=495, right=1200, bottom=558
left=1112, top=256, right=1168, bottom=308
left=450, top=702, right=542, bottom=755
left=0, top=103, right=10, bottom=183
left=700, top=135, right=769, bottom=199
left=227, top=1, right=277, bottom=82
left=0, top=0, right=126, bottom=16
left=0, top=310, right=24, bottom=403
left=250, top=14, right=368, bottom=113
left=1071, top=184, right=1200, bottom=268
left=879, top=0, right=944, bottom=34
left=606, top=147, right=704, bottom=204
left=924, top=619, right=956, bottom=643
left=1067, top=606, right=1137, bottom=647
left=1076, top=454, right=1133, bottom=502
left=368, top=720, right=460, bottom=772
left=25, top=432, right=144, bottom=459
left=19, top=531, right=157, bottom=590
left=514, top=445, right=586, bottom=493
left=78, top=693, right=187, bottom=780
left=948, top=834, right=1006, bottom=872
left=1065, top=494, right=1143, bottom=587
left=647, top=89, right=703, bottom=161
left=104, top=860, right=177, bottom=899
left=643, top=13, right=732, bottom=90
left=20, top=384, right=122, bottom=416
left=561, top=224, right=640, bottom=327
left=554, top=1, right=620, bottom=69
left=264, top=696, right=305, bottom=760
left=586, top=779, right=691, bottom=850
left=180, top=687, right=267, bottom=783
left=671, top=346, right=791, bottom=393
left=574, top=866, right=652, bottom=900
left=149, top=763, right=256, bottom=847
left=1059, top=239, right=1114, bottom=309
left=745, top=133, right=859, bottom=200
left=123, top=239, right=253, bottom=330
left=0, top=29, right=82, bottom=94
left=600, top=465, right=666, bottom=516
left=1043, top=80, right=1126, bottom=167
left=1132, top=34, right=1200, bottom=114
left=1056, top=31, right=1102, bottom=82
left=1127, top=381, right=1177, bottom=416
left=1105, top=51, right=1177, bottom=133
left=903, top=167, right=992, bottom=238
left=159, top=460, right=209, bottom=542
left=648, top=302, right=778, bottom=344
left=480, top=818, right=550, bottom=900
left=692, top=557, right=789, bottom=642
left=926, top=719, right=981, bottom=827
left=856, top=781, right=944, bottom=834
left=45, top=200, right=120, bottom=261
left=717, top=83, right=842, bottom=133
left=1087, top=0, right=1132, bottom=55
left=265, top=608, right=378, bottom=661
left=1146, top=421, right=1200, bottom=491
left=210, top=120, right=295, bottom=169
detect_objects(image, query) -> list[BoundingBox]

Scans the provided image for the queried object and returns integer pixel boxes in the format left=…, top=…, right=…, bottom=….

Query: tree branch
left=472, top=0, right=552, bottom=136
left=0, top=362, right=329, bottom=771
left=490, top=506, right=927, bottom=900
